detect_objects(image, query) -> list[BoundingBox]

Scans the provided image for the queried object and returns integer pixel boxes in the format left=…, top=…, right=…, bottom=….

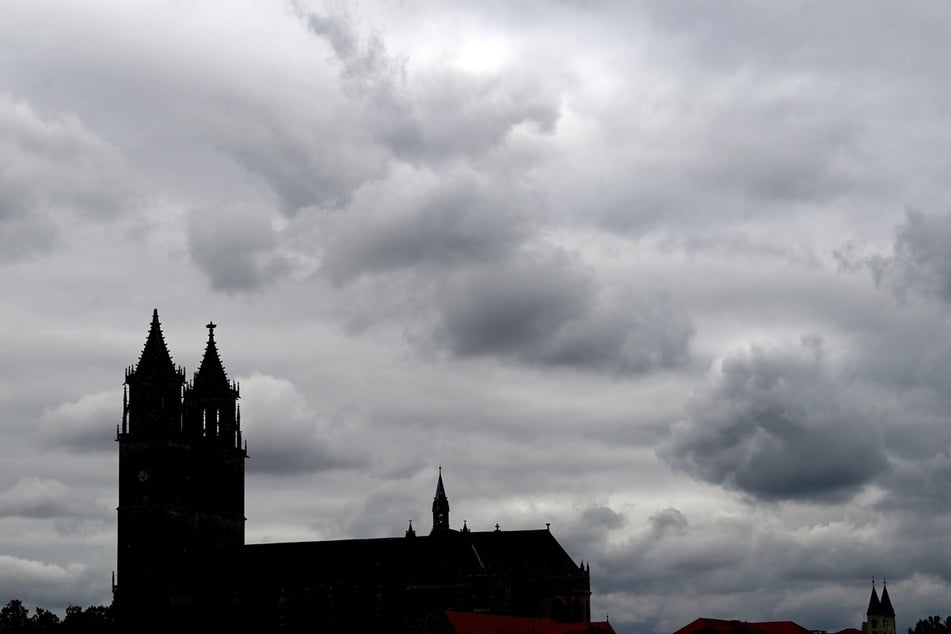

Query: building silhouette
left=114, top=311, right=592, bottom=632
left=862, top=580, right=896, bottom=634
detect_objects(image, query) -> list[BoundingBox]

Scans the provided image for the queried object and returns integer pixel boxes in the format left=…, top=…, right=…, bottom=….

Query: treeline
left=910, top=616, right=951, bottom=634
left=0, top=600, right=114, bottom=633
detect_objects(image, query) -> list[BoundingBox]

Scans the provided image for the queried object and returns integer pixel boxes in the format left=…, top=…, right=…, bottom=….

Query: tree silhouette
left=0, top=600, right=30, bottom=633
left=0, top=600, right=114, bottom=634
left=30, top=608, right=60, bottom=633
left=909, top=616, right=951, bottom=634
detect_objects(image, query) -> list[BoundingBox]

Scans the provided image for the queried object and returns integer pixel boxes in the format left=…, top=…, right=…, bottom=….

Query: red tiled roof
left=445, top=610, right=616, bottom=634
left=673, top=617, right=815, bottom=634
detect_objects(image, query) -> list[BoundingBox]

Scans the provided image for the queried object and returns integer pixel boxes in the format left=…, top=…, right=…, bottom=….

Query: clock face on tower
left=138, top=469, right=149, bottom=482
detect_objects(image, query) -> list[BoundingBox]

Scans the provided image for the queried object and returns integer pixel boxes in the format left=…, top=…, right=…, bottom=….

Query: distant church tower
left=115, top=311, right=246, bottom=629
left=431, top=467, right=450, bottom=533
left=862, top=580, right=896, bottom=634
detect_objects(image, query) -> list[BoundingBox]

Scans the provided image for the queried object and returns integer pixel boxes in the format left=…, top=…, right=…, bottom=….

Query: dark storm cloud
left=187, top=203, right=291, bottom=293
left=661, top=337, right=887, bottom=502
left=435, top=250, right=693, bottom=373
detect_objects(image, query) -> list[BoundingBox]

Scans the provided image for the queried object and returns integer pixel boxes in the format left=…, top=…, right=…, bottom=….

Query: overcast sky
left=2, top=1, right=951, bottom=632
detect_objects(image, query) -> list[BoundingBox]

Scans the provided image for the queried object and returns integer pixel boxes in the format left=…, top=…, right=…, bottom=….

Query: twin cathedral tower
left=116, top=311, right=246, bottom=619
left=114, top=310, right=592, bottom=631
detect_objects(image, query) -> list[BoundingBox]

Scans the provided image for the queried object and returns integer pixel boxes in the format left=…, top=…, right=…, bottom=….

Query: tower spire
left=431, top=466, right=450, bottom=533
left=879, top=580, right=895, bottom=617
left=193, top=321, right=230, bottom=393
left=123, top=309, right=185, bottom=438
left=867, top=580, right=881, bottom=615
left=864, top=577, right=896, bottom=634
left=183, top=320, right=241, bottom=447
left=128, top=309, right=180, bottom=381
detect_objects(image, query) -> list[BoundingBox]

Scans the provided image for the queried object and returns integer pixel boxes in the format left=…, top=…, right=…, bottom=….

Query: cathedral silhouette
left=114, top=311, right=593, bottom=632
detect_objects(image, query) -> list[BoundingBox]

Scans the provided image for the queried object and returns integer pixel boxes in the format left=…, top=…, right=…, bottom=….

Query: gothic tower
left=115, top=311, right=246, bottom=628
left=181, top=321, right=246, bottom=551
left=431, top=467, right=450, bottom=533
left=862, top=580, right=896, bottom=634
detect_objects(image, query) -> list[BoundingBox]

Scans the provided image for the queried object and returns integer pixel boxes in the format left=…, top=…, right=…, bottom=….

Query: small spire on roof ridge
left=431, top=466, right=450, bottom=533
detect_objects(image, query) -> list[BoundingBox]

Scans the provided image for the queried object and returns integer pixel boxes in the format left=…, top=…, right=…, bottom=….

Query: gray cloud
left=307, top=10, right=561, bottom=164
left=581, top=504, right=626, bottom=531
left=239, top=373, right=365, bottom=476
left=562, top=77, right=866, bottom=239
left=0, top=93, right=130, bottom=262
left=4, top=2, right=951, bottom=632
left=216, top=7, right=563, bottom=218
left=0, top=478, right=109, bottom=522
left=187, top=203, right=291, bottom=293
left=435, top=249, right=693, bottom=373
left=221, top=117, right=387, bottom=215
left=661, top=337, right=887, bottom=502
left=648, top=507, right=688, bottom=536
left=0, top=554, right=105, bottom=612
left=583, top=503, right=930, bottom=633
left=321, top=167, right=538, bottom=283
left=862, top=211, right=951, bottom=304
left=39, top=391, right=116, bottom=454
